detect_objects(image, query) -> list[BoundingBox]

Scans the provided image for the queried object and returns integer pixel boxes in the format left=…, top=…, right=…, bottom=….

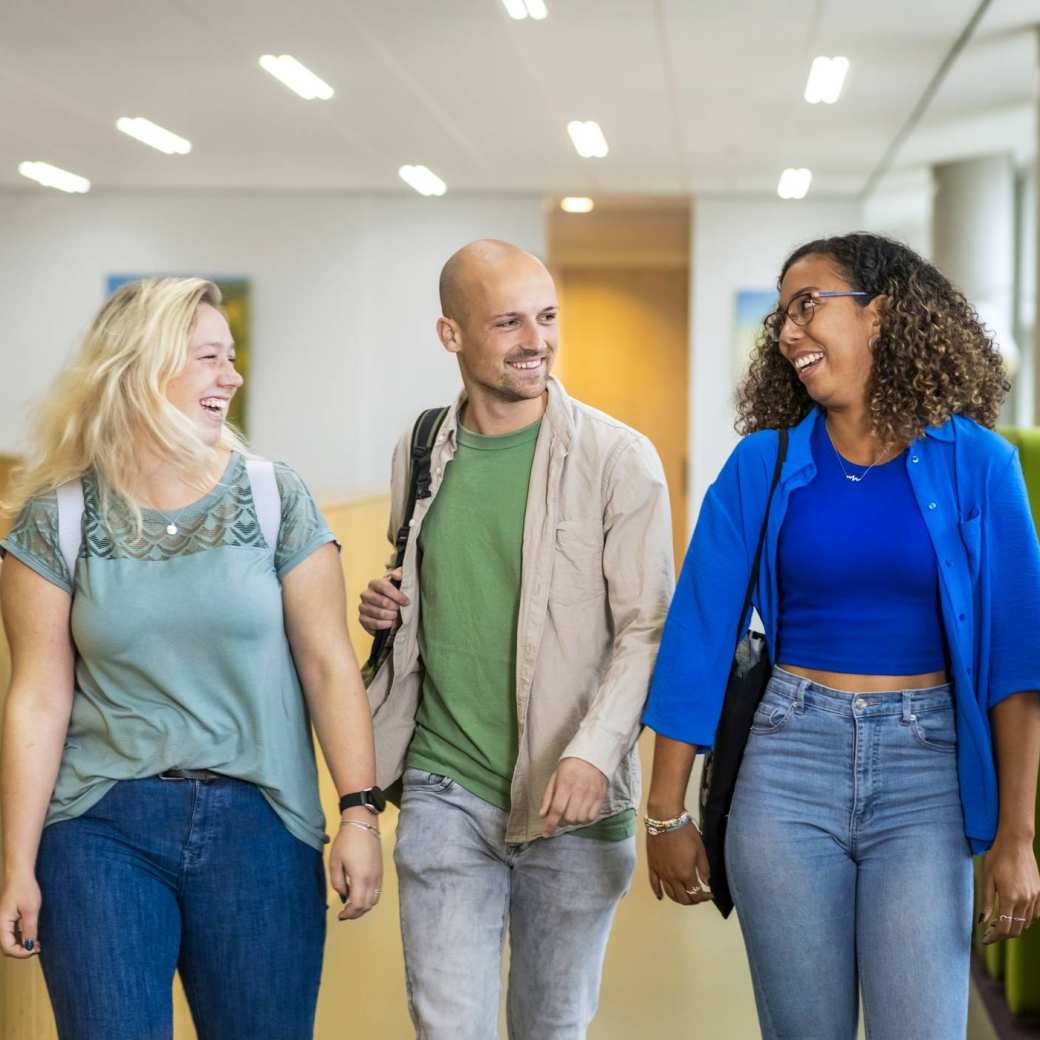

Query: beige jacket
left=368, top=378, right=675, bottom=841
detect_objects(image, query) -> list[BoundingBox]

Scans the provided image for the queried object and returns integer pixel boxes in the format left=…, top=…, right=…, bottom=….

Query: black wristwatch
left=339, top=787, right=386, bottom=815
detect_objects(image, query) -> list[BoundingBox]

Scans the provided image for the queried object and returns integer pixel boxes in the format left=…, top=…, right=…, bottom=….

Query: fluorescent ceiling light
left=804, top=56, right=849, bottom=104
left=399, top=165, right=447, bottom=197
left=561, top=196, right=594, bottom=213
left=259, top=54, right=334, bottom=100
left=502, top=0, right=548, bottom=18
left=18, top=161, right=90, bottom=194
left=777, top=168, right=812, bottom=200
left=116, top=117, right=191, bottom=155
left=567, top=120, right=608, bottom=159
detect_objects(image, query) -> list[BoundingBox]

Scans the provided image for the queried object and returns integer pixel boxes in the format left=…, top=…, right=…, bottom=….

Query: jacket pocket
left=550, top=519, right=606, bottom=606
left=959, top=509, right=982, bottom=585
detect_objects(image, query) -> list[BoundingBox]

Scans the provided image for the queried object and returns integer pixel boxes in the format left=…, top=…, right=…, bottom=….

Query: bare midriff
left=778, top=664, right=948, bottom=694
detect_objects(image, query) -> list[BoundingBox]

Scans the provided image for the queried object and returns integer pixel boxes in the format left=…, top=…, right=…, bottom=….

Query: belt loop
left=794, top=677, right=807, bottom=712
left=902, top=691, right=915, bottom=723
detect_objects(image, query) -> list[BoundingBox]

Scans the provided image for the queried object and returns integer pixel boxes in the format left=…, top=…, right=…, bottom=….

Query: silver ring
left=999, top=914, right=1014, bottom=922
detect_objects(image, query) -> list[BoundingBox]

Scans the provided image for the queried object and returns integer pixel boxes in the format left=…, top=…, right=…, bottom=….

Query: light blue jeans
left=725, top=667, right=973, bottom=1040
left=394, top=768, right=635, bottom=1039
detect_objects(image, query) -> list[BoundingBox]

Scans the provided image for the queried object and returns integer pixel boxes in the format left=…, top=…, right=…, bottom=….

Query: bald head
left=439, top=239, right=550, bottom=326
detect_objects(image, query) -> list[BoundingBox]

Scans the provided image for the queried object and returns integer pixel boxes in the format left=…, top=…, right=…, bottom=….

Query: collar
left=785, top=408, right=955, bottom=473
left=442, top=375, right=574, bottom=450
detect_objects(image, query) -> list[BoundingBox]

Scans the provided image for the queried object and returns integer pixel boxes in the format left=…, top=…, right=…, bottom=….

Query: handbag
left=698, top=427, right=788, bottom=918
left=361, top=406, right=449, bottom=686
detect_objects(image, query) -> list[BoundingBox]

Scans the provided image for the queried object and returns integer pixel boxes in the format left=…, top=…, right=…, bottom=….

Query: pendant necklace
left=153, top=506, right=186, bottom=536
left=826, top=424, right=881, bottom=484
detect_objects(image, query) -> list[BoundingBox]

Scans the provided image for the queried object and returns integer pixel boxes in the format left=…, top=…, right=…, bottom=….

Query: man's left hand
left=539, top=757, right=608, bottom=837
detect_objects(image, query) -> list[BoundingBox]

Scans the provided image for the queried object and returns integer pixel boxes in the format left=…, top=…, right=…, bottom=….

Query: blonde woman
left=0, top=279, right=383, bottom=1040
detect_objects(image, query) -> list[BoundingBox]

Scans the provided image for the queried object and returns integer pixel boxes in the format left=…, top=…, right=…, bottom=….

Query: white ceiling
left=0, top=0, right=1036, bottom=198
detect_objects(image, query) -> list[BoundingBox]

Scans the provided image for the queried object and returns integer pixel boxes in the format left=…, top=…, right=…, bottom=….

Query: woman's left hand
left=329, top=816, right=384, bottom=922
left=979, top=832, right=1040, bottom=943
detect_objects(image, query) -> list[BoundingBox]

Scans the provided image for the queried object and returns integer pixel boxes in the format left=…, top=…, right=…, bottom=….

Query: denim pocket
left=749, top=692, right=794, bottom=735
left=909, top=706, right=957, bottom=753
left=402, top=768, right=455, bottom=792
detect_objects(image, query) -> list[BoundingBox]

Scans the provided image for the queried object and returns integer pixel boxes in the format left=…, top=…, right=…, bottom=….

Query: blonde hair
left=2, top=277, right=247, bottom=526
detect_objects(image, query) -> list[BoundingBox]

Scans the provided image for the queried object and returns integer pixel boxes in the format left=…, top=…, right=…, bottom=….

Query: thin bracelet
left=340, top=819, right=381, bottom=838
left=644, top=810, right=699, bottom=837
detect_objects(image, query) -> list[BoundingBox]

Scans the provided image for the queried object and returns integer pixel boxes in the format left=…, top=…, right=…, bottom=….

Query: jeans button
left=854, top=697, right=867, bottom=710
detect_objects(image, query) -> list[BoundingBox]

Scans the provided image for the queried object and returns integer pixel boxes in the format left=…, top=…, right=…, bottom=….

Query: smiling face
left=164, top=302, right=243, bottom=446
left=777, top=254, right=883, bottom=413
left=438, top=249, right=559, bottom=403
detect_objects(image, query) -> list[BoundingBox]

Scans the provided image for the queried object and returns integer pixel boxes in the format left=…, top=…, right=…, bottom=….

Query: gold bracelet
left=644, top=810, right=699, bottom=837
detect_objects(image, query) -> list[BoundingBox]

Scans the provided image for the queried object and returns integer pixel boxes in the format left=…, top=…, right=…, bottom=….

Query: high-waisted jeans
left=36, top=775, right=326, bottom=1040
left=725, top=667, right=973, bottom=1040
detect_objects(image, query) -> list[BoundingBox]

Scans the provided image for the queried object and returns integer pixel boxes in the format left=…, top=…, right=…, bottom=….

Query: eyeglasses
left=772, top=290, right=870, bottom=329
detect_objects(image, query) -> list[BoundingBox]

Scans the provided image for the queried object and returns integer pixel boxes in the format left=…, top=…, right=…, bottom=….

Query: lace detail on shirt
left=1, top=490, right=71, bottom=586
left=3, top=457, right=332, bottom=576
left=81, top=459, right=268, bottom=562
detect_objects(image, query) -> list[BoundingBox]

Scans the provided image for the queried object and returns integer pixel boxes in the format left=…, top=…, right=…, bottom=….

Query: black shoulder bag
left=361, top=406, right=449, bottom=685
left=698, top=427, right=788, bottom=918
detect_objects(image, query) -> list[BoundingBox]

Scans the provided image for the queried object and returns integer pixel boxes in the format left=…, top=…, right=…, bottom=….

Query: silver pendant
left=166, top=523, right=178, bottom=535
left=845, top=474, right=862, bottom=483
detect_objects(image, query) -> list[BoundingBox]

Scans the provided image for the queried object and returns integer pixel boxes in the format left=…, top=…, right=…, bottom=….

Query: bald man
left=360, top=240, right=674, bottom=1039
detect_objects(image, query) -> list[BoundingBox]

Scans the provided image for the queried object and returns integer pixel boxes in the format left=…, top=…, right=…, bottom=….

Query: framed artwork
left=106, top=274, right=251, bottom=434
left=732, top=288, right=776, bottom=381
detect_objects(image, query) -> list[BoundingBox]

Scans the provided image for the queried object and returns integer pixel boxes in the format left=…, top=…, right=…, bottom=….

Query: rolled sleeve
left=986, top=452, right=1040, bottom=708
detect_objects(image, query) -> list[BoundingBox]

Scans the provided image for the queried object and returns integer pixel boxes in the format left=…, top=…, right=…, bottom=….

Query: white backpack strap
left=55, top=478, right=85, bottom=582
left=245, top=458, right=281, bottom=552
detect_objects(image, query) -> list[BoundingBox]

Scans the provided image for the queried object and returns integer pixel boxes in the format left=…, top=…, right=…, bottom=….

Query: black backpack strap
left=366, top=406, right=449, bottom=675
left=733, top=428, right=788, bottom=647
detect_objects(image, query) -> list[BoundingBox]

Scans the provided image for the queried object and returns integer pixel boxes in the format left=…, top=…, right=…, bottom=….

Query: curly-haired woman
left=0, top=278, right=383, bottom=1039
left=643, top=233, right=1040, bottom=1038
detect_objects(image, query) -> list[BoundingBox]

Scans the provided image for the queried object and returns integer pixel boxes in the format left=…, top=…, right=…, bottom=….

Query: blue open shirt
left=644, top=407, right=1040, bottom=853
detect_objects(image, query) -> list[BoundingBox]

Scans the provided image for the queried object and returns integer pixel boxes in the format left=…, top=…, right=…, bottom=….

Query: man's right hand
left=359, top=567, right=410, bottom=636
left=647, top=820, right=713, bottom=907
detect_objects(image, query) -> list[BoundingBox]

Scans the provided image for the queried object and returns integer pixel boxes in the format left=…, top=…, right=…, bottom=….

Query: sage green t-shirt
left=408, top=420, right=634, bottom=841
left=0, top=454, right=336, bottom=850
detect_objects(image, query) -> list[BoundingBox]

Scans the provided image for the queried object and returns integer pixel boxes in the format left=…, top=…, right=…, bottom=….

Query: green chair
left=997, top=428, right=1040, bottom=1016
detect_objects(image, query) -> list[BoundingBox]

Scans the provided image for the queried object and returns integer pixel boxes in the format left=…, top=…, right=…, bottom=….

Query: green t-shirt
left=408, top=420, right=634, bottom=842
left=0, top=454, right=336, bottom=850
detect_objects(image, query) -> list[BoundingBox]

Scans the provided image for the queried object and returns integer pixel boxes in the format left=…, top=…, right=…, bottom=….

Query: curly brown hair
left=735, top=232, right=1010, bottom=445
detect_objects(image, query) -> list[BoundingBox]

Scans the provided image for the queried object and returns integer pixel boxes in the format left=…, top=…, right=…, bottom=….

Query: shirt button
left=944, top=560, right=951, bottom=567
left=912, top=456, right=919, bottom=463
left=959, top=613, right=966, bottom=621
left=408, top=519, right=416, bottom=527
left=928, top=502, right=937, bottom=510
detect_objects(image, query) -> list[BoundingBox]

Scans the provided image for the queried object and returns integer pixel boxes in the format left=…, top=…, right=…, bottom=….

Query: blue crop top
left=776, top=418, right=946, bottom=675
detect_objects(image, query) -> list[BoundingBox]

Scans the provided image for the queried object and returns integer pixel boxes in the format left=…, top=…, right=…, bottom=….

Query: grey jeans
left=394, top=768, right=636, bottom=1040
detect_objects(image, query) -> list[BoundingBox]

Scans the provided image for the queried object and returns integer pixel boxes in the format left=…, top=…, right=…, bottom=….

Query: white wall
left=688, top=197, right=863, bottom=523
left=0, top=190, right=546, bottom=500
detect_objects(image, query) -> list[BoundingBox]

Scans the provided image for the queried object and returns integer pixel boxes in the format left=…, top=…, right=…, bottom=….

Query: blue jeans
left=36, top=775, right=326, bottom=1040
left=394, top=768, right=635, bottom=1039
left=725, top=668, right=973, bottom=1040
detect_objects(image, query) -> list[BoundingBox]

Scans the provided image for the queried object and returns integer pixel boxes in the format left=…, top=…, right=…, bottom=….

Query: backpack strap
left=245, top=458, right=281, bottom=551
left=55, top=478, right=85, bottom=583
left=366, top=406, right=449, bottom=674
left=390, top=407, right=450, bottom=570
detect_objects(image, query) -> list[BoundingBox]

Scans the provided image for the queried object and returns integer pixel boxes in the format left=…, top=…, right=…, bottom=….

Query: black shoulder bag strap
left=734, top=427, right=788, bottom=646
left=364, top=406, right=449, bottom=677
